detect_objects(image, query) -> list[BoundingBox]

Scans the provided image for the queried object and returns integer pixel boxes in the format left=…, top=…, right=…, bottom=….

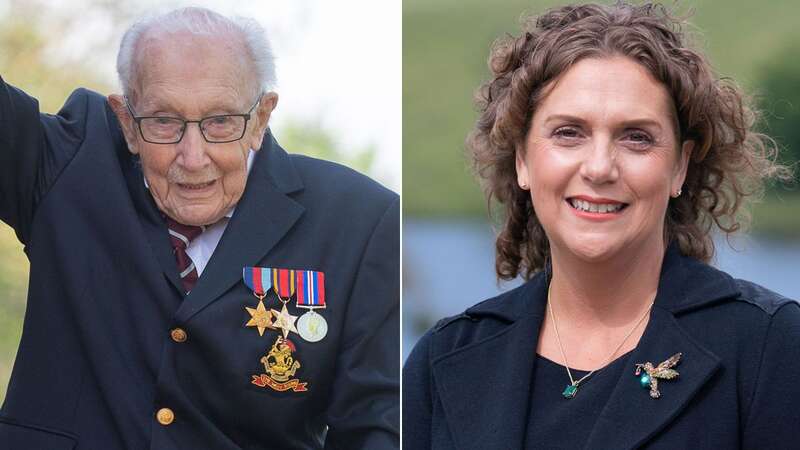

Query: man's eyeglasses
left=125, top=95, right=263, bottom=144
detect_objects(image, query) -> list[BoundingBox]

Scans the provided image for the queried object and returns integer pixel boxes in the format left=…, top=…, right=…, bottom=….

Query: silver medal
left=297, top=310, right=328, bottom=342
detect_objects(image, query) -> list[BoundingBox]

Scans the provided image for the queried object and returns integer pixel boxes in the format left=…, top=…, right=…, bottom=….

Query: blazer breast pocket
left=0, top=417, right=77, bottom=450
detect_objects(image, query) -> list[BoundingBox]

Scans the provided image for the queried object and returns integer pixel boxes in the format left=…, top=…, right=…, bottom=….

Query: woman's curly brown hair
left=468, top=1, right=792, bottom=281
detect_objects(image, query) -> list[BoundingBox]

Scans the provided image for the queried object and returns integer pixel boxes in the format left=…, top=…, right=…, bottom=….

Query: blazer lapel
left=112, top=106, right=185, bottom=296
left=432, top=275, right=548, bottom=450
left=176, top=134, right=305, bottom=323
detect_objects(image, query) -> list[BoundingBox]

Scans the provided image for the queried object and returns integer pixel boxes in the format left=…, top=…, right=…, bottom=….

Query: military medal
left=270, top=268, right=299, bottom=338
left=295, top=270, right=328, bottom=342
left=634, top=353, right=682, bottom=398
left=242, top=266, right=274, bottom=336
left=251, top=335, right=308, bottom=392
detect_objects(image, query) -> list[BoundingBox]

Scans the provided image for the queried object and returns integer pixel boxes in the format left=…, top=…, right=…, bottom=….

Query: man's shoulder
left=56, top=87, right=107, bottom=115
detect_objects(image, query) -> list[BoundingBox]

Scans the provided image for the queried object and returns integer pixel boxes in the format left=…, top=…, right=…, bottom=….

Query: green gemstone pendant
left=562, top=384, right=578, bottom=399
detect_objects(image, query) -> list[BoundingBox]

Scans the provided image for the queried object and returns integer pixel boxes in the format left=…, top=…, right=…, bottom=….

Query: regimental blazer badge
left=634, top=352, right=682, bottom=398
left=251, top=336, right=308, bottom=392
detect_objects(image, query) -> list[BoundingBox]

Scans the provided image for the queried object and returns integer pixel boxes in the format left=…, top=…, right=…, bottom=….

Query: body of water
left=403, top=219, right=800, bottom=360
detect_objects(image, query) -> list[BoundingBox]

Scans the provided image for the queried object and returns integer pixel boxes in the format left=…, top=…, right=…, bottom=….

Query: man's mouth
left=177, top=180, right=216, bottom=190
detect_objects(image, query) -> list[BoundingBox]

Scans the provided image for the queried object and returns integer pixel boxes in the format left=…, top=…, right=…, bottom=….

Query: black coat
left=0, top=78, right=399, bottom=449
left=403, top=245, right=800, bottom=449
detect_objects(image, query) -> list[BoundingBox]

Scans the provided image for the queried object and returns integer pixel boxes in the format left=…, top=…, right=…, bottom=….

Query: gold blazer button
left=170, top=328, right=188, bottom=343
left=156, top=408, right=175, bottom=426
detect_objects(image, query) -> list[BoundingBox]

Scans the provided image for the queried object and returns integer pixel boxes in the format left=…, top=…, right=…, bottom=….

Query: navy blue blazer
left=403, top=245, right=800, bottom=449
left=0, top=78, right=399, bottom=449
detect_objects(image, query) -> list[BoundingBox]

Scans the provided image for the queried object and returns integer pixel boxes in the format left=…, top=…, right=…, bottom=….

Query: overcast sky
left=1, top=0, right=401, bottom=190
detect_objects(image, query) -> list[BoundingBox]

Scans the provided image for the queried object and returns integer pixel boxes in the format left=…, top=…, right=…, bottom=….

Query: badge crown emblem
left=262, top=337, right=301, bottom=382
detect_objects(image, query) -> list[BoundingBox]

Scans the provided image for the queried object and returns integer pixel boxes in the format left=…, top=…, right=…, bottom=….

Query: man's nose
left=579, top=137, right=619, bottom=184
left=176, top=123, right=211, bottom=170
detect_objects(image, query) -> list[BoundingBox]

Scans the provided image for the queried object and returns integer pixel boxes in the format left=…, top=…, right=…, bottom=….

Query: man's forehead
left=137, top=92, right=245, bottom=115
left=132, top=30, right=256, bottom=113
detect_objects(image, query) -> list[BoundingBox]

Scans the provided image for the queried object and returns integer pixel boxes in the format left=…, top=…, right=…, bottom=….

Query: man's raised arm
left=0, top=76, right=82, bottom=245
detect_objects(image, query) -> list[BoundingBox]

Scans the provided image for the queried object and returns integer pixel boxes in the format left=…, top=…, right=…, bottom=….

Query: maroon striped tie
left=166, top=218, right=205, bottom=294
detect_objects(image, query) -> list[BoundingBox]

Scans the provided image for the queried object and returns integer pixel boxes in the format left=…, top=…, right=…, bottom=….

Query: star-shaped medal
left=245, top=299, right=275, bottom=336
left=271, top=303, right=299, bottom=338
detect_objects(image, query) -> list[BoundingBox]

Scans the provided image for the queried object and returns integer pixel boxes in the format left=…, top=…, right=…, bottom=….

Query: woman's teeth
left=568, top=198, right=625, bottom=213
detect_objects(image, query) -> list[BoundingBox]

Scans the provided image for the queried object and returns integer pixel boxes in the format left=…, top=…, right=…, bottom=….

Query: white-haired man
left=0, top=7, right=398, bottom=449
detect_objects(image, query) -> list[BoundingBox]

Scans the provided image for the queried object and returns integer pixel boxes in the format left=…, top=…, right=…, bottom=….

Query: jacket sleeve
left=402, top=326, right=435, bottom=450
left=323, top=196, right=400, bottom=450
left=742, top=301, right=800, bottom=449
left=0, top=76, right=82, bottom=245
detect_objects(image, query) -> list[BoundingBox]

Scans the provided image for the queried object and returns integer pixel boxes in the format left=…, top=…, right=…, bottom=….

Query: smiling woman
left=402, top=2, right=799, bottom=449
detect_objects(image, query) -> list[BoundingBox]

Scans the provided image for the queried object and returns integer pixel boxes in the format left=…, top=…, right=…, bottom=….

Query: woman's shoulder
left=673, top=272, right=800, bottom=381
left=729, top=278, right=797, bottom=316
left=663, top=249, right=796, bottom=322
left=409, top=273, right=547, bottom=362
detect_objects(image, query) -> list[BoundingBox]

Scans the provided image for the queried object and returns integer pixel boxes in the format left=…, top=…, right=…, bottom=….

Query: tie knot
left=167, top=218, right=204, bottom=250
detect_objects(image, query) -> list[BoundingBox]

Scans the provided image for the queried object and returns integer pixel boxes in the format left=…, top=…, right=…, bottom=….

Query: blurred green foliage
left=0, top=226, right=26, bottom=404
left=758, top=43, right=800, bottom=169
left=404, top=0, right=800, bottom=228
left=280, top=121, right=376, bottom=176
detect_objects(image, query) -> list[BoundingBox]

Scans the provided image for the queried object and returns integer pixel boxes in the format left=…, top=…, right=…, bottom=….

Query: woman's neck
left=548, top=240, right=665, bottom=330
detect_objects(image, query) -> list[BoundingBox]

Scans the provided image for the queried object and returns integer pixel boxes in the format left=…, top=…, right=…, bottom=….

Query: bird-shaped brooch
left=634, top=353, right=682, bottom=399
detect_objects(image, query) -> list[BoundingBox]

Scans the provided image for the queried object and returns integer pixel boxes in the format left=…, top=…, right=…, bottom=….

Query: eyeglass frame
left=124, top=94, right=264, bottom=144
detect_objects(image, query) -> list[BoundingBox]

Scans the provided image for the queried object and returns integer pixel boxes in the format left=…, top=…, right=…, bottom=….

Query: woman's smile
left=566, top=196, right=629, bottom=221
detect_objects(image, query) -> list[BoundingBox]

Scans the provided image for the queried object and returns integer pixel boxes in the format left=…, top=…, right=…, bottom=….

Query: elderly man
left=0, top=7, right=398, bottom=450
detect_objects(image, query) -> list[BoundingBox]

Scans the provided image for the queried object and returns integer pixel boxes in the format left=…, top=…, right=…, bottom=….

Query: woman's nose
left=579, top=138, right=619, bottom=184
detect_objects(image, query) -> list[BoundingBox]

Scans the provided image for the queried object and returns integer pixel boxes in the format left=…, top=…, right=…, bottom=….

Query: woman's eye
left=552, top=127, right=581, bottom=139
left=625, top=131, right=653, bottom=146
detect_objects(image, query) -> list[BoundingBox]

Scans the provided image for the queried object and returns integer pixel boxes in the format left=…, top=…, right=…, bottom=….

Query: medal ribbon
left=271, top=268, right=296, bottom=299
left=296, top=270, right=326, bottom=309
left=242, top=266, right=273, bottom=296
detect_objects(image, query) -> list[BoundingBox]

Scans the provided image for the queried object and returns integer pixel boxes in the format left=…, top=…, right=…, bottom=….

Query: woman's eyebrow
left=543, top=114, right=589, bottom=126
left=543, top=114, right=664, bottom=132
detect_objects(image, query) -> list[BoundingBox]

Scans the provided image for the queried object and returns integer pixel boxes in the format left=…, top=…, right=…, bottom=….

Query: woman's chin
left=562, top=237, right=624, bottom=264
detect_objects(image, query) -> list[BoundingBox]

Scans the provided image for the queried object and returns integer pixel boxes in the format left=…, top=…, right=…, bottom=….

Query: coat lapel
left=432, top=275, right=549, bottom=450
left=175, top=134, right=304, bottom=323
left=582, top=245, right=739, bottom=449
left=581, top=306, right=721, bottom=449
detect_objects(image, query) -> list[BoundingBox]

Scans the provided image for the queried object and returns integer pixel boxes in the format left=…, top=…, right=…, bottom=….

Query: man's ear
left=107, top=94, right=140, bottom=155
left=248, top=92, right=278, bottom=151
